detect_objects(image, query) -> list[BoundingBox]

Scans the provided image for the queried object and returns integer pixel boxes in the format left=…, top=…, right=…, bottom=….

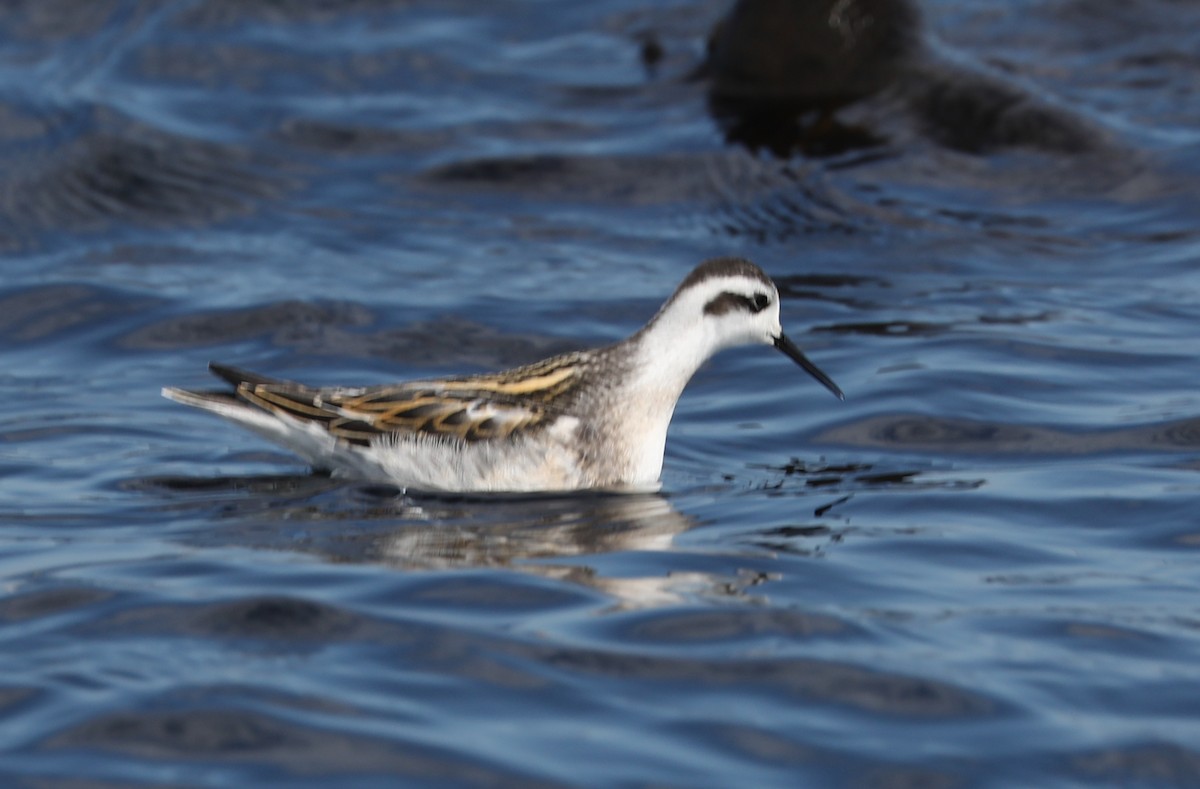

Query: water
left=2, top=0, right=1200, bottom=785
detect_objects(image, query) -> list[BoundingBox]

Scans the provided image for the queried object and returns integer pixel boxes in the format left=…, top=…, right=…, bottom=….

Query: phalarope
left=163, top=257, right=843, bottom=493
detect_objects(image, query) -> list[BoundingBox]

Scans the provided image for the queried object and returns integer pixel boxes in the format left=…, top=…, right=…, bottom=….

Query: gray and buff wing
left=164, top=362, right=571, bottom=446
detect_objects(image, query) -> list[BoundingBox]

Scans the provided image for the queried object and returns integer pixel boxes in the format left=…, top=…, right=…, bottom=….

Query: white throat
left=603, top=285, right=761, bottom=486
left=629, top=301, right=723, bottom=402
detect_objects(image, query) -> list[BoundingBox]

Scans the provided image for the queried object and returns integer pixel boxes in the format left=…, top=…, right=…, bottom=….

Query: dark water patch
left=395, top=573, right=600, bottom=614
left=84, top=596, right=362, bottom=644
left=278, top=116, right=609, bottom=166
left=844, top=765, right=965, bottom=789
left=0, top=686, right=38, bottom=714
left=700, top=156, right=873, bottom=240
left=291, top=316, right=582, bottom=369
left=818, top=415, right=1200, bottom=456
left=122, top=473, right=345, bottom=524
left=421, top=153, right=724, bottom=206
left=930, top=205, right=1053, bottom=233
left=0, top=97, right=284, bottom=249
left=1150, top=420, right=1200, bottom=450
left=705, top=150, right=1153, bottom=245
left=538, top=647, right=999, bottom=719
left=126, top=304, right=577, bottom=369
left=43, top=703, right=558, bottom=785
left=83, top=242, right=230, bottom=269
left=1019, top=617, right=1184, bottom=661
left=1069, top=741, right=1200, bottom=788
left=0, top=586, right=112, bottom=624
left=599, top=606, right=860, bottom=647
left=178, top=0, right=433, bottom=29
left=1010, top=0, right=1200, bottom=133
left=195, top=596, right=359, bottom=641
left=0, top=284, right=165, bottom=344
left=130, top=38, right=455, bottom=108
left=707, top=719, right=982, bottom=787
left=275, top=118, right=450, bottom=157
left=0, top=776, right=141, bottom=789
left=670, top=719, right=969, bottom=787
left=120, top=300, right=374, bottom=350
left=667, top=720, right=820, bottom=772
left=3, top=125, right=280, bottom=235
left=129, top=41, right=324, bottom=92
left=775, top=272, right=891, bottom=311
left=51, top=707, right=296, bottom=754
left=0, top=0, right=131, bottom=43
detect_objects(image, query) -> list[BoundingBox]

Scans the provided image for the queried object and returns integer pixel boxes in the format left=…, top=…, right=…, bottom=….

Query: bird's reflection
left=131, top=452, right=987, bottom=607
left=372, top=492, right=687, bottom=568
left=130, top=474, right=713, bottom=607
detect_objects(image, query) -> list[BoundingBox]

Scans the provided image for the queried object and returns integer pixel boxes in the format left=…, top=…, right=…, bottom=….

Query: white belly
left=352, top=417, right=590, bottom=493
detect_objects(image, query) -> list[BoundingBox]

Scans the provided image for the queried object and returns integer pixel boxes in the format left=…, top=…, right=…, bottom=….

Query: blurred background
left=2, top=0, right=1199, bottom=785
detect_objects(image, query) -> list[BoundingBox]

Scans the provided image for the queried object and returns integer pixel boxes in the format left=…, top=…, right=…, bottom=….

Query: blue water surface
left=2, top=0, right=1200, bottom=786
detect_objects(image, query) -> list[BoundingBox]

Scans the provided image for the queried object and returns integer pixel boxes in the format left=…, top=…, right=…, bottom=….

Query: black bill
left=773, top=334, right=844, bottom=400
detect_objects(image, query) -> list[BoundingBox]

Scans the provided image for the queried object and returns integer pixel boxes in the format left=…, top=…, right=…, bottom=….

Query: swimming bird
left=162, top=257, right=843, bottom=493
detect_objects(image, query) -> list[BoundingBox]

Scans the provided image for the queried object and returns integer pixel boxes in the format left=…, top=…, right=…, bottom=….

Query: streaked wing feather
left=326, top=386, right=551, bottom=442
left=229, top=352, right=585, bottom=446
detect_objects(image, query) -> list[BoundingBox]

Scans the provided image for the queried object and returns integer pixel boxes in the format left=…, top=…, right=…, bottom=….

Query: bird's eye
left=751, top=293, right=770, bottom=313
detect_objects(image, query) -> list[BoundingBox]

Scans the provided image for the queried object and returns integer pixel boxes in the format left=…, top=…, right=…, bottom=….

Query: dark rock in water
left=705, top=100, right=888, bottom=159
left=901, top=60, right=1100, bottom=155
left=700, top=0, right=1104, bottom=157
left=704, top=0, right=923, bottom=108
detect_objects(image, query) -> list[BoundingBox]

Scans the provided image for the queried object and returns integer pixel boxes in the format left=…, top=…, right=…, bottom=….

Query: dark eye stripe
left=704, top=291, right=772, bottom=316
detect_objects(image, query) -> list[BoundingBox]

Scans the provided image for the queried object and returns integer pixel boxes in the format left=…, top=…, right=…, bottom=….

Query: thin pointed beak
left=773, top=333, right=844, bottom=400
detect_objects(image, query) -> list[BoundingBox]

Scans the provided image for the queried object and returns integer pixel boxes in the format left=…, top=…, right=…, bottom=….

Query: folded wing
left=207, top=362, right=567, bottom=446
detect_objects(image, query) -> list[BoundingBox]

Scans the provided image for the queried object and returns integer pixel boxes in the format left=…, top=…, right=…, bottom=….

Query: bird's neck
left=590, top=314, right=712, bottom=487
left=576, top=305, right=719, bottom=488
left=622, top=307, right=717, bottom=415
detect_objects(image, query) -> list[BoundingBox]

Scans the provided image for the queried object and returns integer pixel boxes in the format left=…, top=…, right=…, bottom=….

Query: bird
left=162, top=257, right=843, bottom=493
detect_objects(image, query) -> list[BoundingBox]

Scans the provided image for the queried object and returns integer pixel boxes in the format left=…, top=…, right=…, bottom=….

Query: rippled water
left=3, top=0, right=1200, bottom=786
